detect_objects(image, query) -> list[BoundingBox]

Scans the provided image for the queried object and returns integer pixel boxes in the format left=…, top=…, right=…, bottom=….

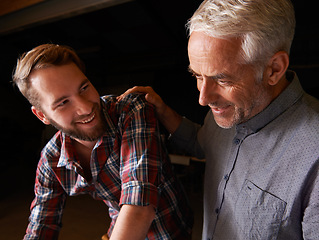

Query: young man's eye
left=81, top=84, right=89, bottom=92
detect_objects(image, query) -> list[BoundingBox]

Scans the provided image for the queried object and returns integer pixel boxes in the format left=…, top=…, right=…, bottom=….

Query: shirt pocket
left=235, top=179, right=287, bottom=239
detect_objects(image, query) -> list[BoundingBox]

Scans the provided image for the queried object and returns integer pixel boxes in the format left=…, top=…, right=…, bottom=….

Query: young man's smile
left=30, top=63, right=106, bottom=142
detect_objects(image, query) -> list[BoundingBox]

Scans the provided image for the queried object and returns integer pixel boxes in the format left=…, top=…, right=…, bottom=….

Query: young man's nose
left=75, top=96, right=93, bottom=115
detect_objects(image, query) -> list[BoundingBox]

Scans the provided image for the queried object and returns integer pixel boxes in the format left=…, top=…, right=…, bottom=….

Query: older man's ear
left=265, top=51, right=290, bottom=86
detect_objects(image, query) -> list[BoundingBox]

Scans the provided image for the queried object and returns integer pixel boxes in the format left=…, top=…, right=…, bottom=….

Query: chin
left=213, top=114, right=237, bottom=129
left=216, top=122, right=234, bottom=129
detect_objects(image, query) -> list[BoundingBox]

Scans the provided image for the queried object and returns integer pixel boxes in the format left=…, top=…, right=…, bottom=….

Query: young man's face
left=30, top=63, right=106, bottom=142
left=188, top=32, right=273, bottom=128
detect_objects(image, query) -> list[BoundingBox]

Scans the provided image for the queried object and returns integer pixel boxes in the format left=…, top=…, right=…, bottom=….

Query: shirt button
left=233, top=138, right=240, bottom=145
left=215, top=208, right=219, bottom=214
left=224, top=174, right=229, bottom=180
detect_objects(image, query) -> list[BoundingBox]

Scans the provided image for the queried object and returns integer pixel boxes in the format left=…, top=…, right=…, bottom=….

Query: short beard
left=49, top=106, right=107, bottom=142
left=213, top=107, right=245, bottom=129
left=212, top=73, right=270, bottom=129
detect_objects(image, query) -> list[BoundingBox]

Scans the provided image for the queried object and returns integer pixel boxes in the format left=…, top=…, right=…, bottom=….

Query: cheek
left=90, top=88, right=100, bottom=100
left=53, top=111, right=74, bottom=126
left=226, top=86, right=251, bottom=106
left=197, top=80, right=202, bottom=91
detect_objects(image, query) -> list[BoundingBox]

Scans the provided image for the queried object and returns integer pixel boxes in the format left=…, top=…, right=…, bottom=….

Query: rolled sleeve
left=120, top=181, right=159, bottom=208
left=117, top=94, right=162, bottom=209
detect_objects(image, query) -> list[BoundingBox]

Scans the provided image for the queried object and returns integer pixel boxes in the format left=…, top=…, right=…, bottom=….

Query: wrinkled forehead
left=188, top=32, right=244, bottom=74
left=188, top=32, right=242, bottom=57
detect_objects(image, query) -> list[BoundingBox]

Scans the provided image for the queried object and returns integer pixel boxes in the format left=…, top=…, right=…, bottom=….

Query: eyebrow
left=187, top=66, right=196, bottom=75
left=51, top=79, right=90, bottom=108
left=188, top=66, right=227, bottom=80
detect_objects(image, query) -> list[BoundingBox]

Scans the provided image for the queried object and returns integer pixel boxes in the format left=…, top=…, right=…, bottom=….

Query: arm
left=302, top=168, right=319, bottom=239
left=24, top=158, right=66, bottom=240
left=118, top=88, right=205, bottom=158
left=170, top=117, right=205, bottom=159
left=110, top=205, right=155, bottom=240
left=111, top=95, right=165, bottom=238
left=117, top=86, right=182, bottom=134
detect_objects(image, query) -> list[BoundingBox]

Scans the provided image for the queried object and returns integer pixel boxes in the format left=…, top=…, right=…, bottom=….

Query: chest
left=74, top=145, right=93, bottom=182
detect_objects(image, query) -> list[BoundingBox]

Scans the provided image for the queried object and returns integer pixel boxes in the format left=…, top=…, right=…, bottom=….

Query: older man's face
left=188, top=31, right=273, bottom=128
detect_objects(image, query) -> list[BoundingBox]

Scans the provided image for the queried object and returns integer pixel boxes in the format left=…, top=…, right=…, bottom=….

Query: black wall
left=0, top=0, right=318, bottom=184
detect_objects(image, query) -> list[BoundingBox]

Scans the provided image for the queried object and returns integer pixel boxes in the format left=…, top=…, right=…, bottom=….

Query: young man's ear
left=265, top=51, right=289, bottom=86
left=31, top=106, right=50, bottom=125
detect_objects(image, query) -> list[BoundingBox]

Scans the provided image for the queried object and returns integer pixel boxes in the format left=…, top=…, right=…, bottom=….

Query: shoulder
left=102, top=93, right=155, bottom=116
left=296, top=94, right=319, bottom=128
left=302, top=93, right=319, bottom=113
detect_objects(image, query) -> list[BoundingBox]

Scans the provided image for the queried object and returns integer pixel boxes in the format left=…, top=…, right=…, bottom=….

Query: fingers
left=117, top=86, right=154, bottom=101
left=117, top=86, right=166, bottom=115
left=101, top=233, right=109, bottom=240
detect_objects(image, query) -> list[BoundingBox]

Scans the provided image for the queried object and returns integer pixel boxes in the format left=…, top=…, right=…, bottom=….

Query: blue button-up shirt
left=172, top=71, right=319, bottom=239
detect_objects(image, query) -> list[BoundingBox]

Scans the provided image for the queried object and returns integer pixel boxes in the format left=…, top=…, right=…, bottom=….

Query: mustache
left=73, top=103, right=100, bottom=122
left=208, top=102, right=233, bottom=108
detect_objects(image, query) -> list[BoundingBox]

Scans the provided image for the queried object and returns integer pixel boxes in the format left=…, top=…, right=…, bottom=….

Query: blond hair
left=13, top=44, right=85, bottom=108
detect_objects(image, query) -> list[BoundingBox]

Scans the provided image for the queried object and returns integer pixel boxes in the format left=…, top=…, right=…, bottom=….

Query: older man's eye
left=58, top=100, right=69, bottom=107
left=217, top=80, right=232, bottom=86
left=192, top=74, right=203, bottom=80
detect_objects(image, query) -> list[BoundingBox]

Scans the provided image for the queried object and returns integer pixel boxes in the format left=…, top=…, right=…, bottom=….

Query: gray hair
left=187, top=0, right=295, bottom=72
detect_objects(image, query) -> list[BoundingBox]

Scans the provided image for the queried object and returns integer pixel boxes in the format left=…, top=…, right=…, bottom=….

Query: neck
left=271, top=75, right=290, bottom=100
left=72, top=138, right=95, bottom=182
left=73, top=138, right=97, bottom=151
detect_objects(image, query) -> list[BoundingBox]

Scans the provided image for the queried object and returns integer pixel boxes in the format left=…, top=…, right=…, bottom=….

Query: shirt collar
left=57, top=133, right=76, bottom=168
left=56, top=97, right=118, bottom=168
left=237, top=71, right=304, bottom=133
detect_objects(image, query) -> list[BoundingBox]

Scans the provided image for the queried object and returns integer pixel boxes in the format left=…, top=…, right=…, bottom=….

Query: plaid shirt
left=24, top=94, right=193, bottom=240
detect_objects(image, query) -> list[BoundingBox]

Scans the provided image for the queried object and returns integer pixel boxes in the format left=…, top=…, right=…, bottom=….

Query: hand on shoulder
left=117, top=86, right=166, bottom=116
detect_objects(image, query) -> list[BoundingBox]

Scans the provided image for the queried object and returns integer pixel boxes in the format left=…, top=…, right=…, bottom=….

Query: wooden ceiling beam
left=0, top=0, right=132, bottom=35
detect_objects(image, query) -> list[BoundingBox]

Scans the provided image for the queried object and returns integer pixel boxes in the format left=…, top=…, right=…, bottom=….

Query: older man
left=119, top=0, right=319, bottom=239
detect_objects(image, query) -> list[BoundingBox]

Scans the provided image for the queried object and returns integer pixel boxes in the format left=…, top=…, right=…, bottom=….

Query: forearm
left=170, top=117, right=205, bottom=159
left=156, top=103, right=182, bottom=134
left=24, top=160, right=66, bottom=239
left=25, top=192, right=66, bottom=239
left=24, top=222, right=60, bottom=240
left=110, top=204, right=155, bottom=240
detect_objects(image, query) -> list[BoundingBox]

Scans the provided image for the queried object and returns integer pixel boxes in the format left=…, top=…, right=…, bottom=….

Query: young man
left=119, top=0, right=319, bottom=239
left=13, top=44, right=193, bottom=240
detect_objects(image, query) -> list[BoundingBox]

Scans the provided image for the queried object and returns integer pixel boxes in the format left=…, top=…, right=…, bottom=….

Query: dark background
left=0, top=0, right=318, bottom=193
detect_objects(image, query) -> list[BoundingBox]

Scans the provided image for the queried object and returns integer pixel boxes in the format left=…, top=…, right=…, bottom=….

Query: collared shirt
left=171, top=72, right=319, bottom=240
left=24, top=94, right=193, bottom=240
